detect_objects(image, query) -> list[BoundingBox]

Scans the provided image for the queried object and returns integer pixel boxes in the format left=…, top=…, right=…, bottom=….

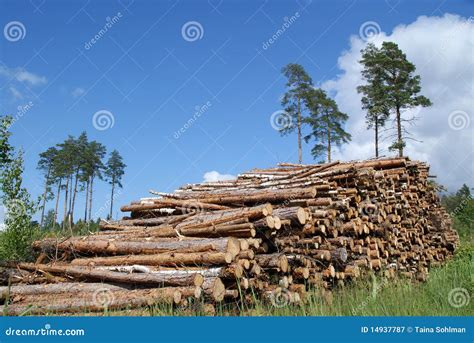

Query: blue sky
left=0, top=0, right=472, bottom=221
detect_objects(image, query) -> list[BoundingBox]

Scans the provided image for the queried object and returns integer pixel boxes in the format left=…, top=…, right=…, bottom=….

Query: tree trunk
left=0, top=282, right=126, bottom=299
left=3, top=287, right=184, bottom=315
left=88, top=173, right=94, bottom=222
left=297, top=96, right=302, bottom=164
left=70, top=169, right=79, bottom=226
left=62, top=176, right=69, bottom=230
left=396, top=106, right=403, bottom=157
left=84, top=180, right=89, bottom=222
left=18, top=263, right=204, bottom=287
left=71, top=251, right=234, bottom=266
left=327, top=125, right=331, bottom=163
left=53, top=178, right=62, bottom=228
left=68, top=175, right=73, bottom=229
left=33, top=237, right=241, bottom=257
left=374, top=116, right=379, bottom=158
left=39, top=165, right=51, bottom=227
left=109, top=176, right=115, bottom=219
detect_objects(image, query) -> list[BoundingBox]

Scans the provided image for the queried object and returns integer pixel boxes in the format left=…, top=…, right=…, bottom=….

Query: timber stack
left=0, top=157, right=459, bottom=315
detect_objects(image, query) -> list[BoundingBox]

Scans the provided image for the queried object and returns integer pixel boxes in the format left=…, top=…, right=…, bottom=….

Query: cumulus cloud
left=203, top=171, right=237, bottom=182
left=71, top=87, right=85, bottom=98
left=323, top=14, right=473, bottom=192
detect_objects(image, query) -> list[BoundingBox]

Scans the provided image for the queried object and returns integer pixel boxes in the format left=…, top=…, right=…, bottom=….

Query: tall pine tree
left=304, top=89, right=351, bottom=163
left=37, top=147, right=58, bottom=227
left=280, top=63, right=313, bottom=163
left=105, top=150, right=126, bottom=219
left=359, top=42, right=432, bottom=157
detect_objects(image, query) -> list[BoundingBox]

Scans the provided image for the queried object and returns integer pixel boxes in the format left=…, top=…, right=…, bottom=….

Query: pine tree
left=69, top=132, right=88, bottom=226
left=105, top=150, right=126, bottom=219
left=37, top=147, right=58, bottom=227
left=86, top=141, right=106, bottom=222
left=280, top=63, right=313, bottom=163
left=357, top=67, right=390, bottom=157
left=359, top=42, right=432, bottom=157
left=304, top=89, right=351, bottom=162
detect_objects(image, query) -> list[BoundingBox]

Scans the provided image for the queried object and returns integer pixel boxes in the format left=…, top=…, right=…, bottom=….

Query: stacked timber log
left=0, top=157, right=459, bottom=315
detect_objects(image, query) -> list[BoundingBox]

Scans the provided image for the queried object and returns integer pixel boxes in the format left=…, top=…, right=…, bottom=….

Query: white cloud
left=15, top=70, right=47, bottom=86
left=71, top=87, right=85, bottom=98
left=0, top=65, right=47, bottom=86
left=9, top=86, right=23, bottom=99
left=203, top=171, right=236, bottom=182
left=323, top=14, right=474, bottom=192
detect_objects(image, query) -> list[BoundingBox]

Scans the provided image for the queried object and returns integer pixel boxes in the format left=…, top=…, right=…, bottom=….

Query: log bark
left=71, top=251, right=234, bottom=266
left=17, top=263, right=204, bottom=287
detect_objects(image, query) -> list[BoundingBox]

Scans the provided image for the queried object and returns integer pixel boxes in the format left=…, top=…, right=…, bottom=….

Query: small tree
left=280, top=63, right=313, bottom=163
left=0, top=116, right=38, bottom=260
left=105, top=150, right=126, bottom=219
left=359, top=42, right=432, bottom=157
left=304, top=89, right=351, bottom=162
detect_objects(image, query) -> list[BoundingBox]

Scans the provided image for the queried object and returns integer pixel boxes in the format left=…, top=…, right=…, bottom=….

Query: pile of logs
left=0, top=157, right=459, bottom=315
